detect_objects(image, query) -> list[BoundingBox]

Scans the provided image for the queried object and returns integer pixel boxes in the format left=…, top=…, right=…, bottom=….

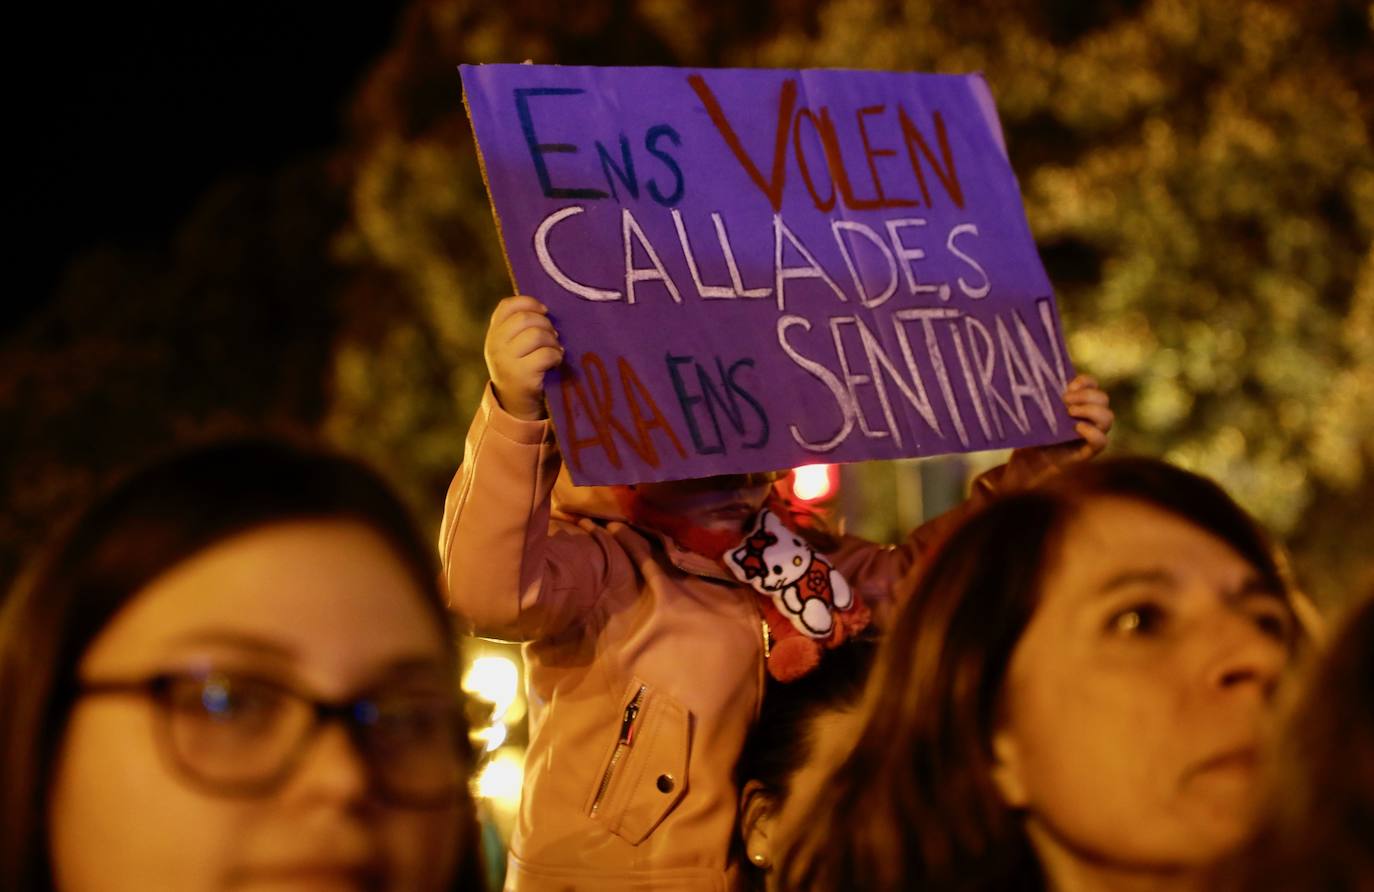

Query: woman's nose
left=285, top=721, right=372, bottom=806
left=1206, top=610, right=1289, bottom=702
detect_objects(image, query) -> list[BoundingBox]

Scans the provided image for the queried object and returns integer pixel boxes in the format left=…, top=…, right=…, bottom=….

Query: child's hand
left=1060, top=374, right=1113, bottom=460
left=485, top=295, right=563, bottom=421
left=1009, top=374, right=1114, bottom=473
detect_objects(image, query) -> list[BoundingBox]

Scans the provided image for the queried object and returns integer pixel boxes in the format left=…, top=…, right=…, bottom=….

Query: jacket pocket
left=586, top=677, right=690, bottom=845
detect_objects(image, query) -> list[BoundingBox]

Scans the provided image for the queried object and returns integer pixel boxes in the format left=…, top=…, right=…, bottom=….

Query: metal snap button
left=656, top=773, right=675, bottom=793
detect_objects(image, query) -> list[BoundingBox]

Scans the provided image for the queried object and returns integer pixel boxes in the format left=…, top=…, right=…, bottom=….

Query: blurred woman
left=733, top=639, right=876, bottom=890
left=0, top=439, right=486, bottom=892
left=776, top=457, right=1313, bottom=892
left=1226, top=589, right=1374, bottom=891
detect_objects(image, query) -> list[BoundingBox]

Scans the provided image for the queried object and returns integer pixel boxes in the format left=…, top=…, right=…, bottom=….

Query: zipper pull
left=619, top=702, right=639, bottom=744
left=619, top=688, right=645, bottom=745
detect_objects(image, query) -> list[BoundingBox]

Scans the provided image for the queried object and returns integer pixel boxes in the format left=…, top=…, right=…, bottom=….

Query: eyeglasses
left=78, top=669, right=468, bottom=808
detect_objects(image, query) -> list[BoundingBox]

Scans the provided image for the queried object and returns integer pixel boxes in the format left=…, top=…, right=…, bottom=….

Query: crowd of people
left=0, top=295, right=1370, bottom=891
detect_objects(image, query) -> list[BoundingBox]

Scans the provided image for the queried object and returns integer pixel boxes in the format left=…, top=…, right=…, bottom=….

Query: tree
left=327, top=0, right=822, bottom=529
left=1, top=163, right=346, bottom=588
left=7, top=0, right=1369, bottom=608
left=331, top=0, right=1372, bottom=605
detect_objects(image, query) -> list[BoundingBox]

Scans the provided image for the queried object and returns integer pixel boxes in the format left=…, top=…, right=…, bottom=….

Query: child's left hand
left=1060, top=374, right=1114, bottom=461
left=1011, top=374, right=1114, bottom=471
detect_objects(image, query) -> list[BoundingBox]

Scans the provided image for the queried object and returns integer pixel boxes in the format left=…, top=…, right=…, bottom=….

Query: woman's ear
left=990, top=729, right=1028, bottom=808
left=738, top=779, right=777, bottom=869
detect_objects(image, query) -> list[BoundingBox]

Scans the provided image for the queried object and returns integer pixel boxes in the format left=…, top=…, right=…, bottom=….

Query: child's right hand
left=485, top=295, right=564, bottom=421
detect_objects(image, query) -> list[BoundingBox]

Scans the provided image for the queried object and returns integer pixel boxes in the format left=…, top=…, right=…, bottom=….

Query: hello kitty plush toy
left=725, top=507, right=872, bottom=681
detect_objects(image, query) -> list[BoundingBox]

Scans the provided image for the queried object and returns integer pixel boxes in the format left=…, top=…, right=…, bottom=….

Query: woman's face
left=993, top=496, right=1296, bottom=882
left=48, top=520, right=467, bottom=892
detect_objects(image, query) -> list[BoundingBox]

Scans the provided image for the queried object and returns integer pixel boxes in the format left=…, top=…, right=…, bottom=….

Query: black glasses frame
left=78, top=670, right=467, bottom=808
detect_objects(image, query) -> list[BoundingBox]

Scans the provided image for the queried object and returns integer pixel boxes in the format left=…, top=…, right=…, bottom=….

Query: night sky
left=13, top=4, right=405, bottom=333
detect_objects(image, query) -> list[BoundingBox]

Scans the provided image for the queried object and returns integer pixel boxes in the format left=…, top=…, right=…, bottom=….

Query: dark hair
left=737, top=639, right=878, bottom=800
left=777, top=456, right=1307, bottom=892
left=0, top=438, right=485, bottom=892
left=734, top=639, right=877, bottom=889
left=1226, top=590, right=1374, bottom=891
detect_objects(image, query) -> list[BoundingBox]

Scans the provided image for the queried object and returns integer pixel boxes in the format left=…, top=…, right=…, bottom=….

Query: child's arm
left=831, top=375, right=1113, bottom=624
left=438, top=296, right=612, bottom=640
left=993, top=374, right=1114, bottom=489
left=910, top=374, right=1113, bottom=536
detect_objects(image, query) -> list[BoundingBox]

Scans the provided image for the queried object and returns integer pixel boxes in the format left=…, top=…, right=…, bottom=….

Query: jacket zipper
left=590, top=684, right=647, bottom=816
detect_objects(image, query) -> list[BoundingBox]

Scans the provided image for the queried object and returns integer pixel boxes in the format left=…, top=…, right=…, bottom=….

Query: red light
left=791, top=464, right=837, bottom=502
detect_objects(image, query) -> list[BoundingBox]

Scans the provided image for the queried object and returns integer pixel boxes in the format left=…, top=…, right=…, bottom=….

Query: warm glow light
left=475, top=720, right=508, bottom=752
left=462, top=656, right=519, bottom=717
left=791, top=464, right=836, bottom=502
left=475, top=748, right=524, bottom=809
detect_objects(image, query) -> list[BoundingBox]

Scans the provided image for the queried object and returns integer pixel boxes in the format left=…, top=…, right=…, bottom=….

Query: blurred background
left=6, top=0, right=1372, bottom=842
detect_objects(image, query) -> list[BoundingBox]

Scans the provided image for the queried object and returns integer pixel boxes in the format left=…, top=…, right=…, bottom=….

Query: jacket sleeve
left=830, top=450, right=1064, bottom=627
left=438, top=383, right=613, bottom=642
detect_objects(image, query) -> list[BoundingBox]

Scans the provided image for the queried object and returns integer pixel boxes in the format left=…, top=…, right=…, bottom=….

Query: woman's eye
left=1108, top=604, right=1166, bottom=636
left=371, top=700, right=453, bottom=748
left=381, top=708, right=437, bottom=737
left=1249, top=604, right=1294, bottom=642
left=191, top=678, right=284, bottom=728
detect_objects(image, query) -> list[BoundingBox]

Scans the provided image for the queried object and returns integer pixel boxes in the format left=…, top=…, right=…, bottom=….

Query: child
left=440, top=295, right=1113, bottom=891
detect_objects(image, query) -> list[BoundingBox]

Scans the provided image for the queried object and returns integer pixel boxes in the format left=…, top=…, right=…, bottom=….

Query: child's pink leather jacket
left=441, top=384, right=1055, bottom=891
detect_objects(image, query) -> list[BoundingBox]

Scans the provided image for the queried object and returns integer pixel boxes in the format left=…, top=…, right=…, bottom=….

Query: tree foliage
left=332, top=0, right=1372, bottom=604
left=1, top=164, right=345, bottom=586
left=5, top=0, right=1370, bottom=607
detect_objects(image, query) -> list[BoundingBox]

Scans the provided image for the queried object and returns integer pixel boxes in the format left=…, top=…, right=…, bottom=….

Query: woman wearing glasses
left=0, top=440, right=485, bottom=892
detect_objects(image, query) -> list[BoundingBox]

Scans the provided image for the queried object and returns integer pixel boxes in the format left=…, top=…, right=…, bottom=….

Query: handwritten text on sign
left=462, top=65, right=1076, bottom=485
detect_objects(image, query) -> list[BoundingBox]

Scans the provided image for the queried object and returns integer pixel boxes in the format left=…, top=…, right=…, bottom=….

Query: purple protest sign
left=461, top=64, right=1077, bottom=485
